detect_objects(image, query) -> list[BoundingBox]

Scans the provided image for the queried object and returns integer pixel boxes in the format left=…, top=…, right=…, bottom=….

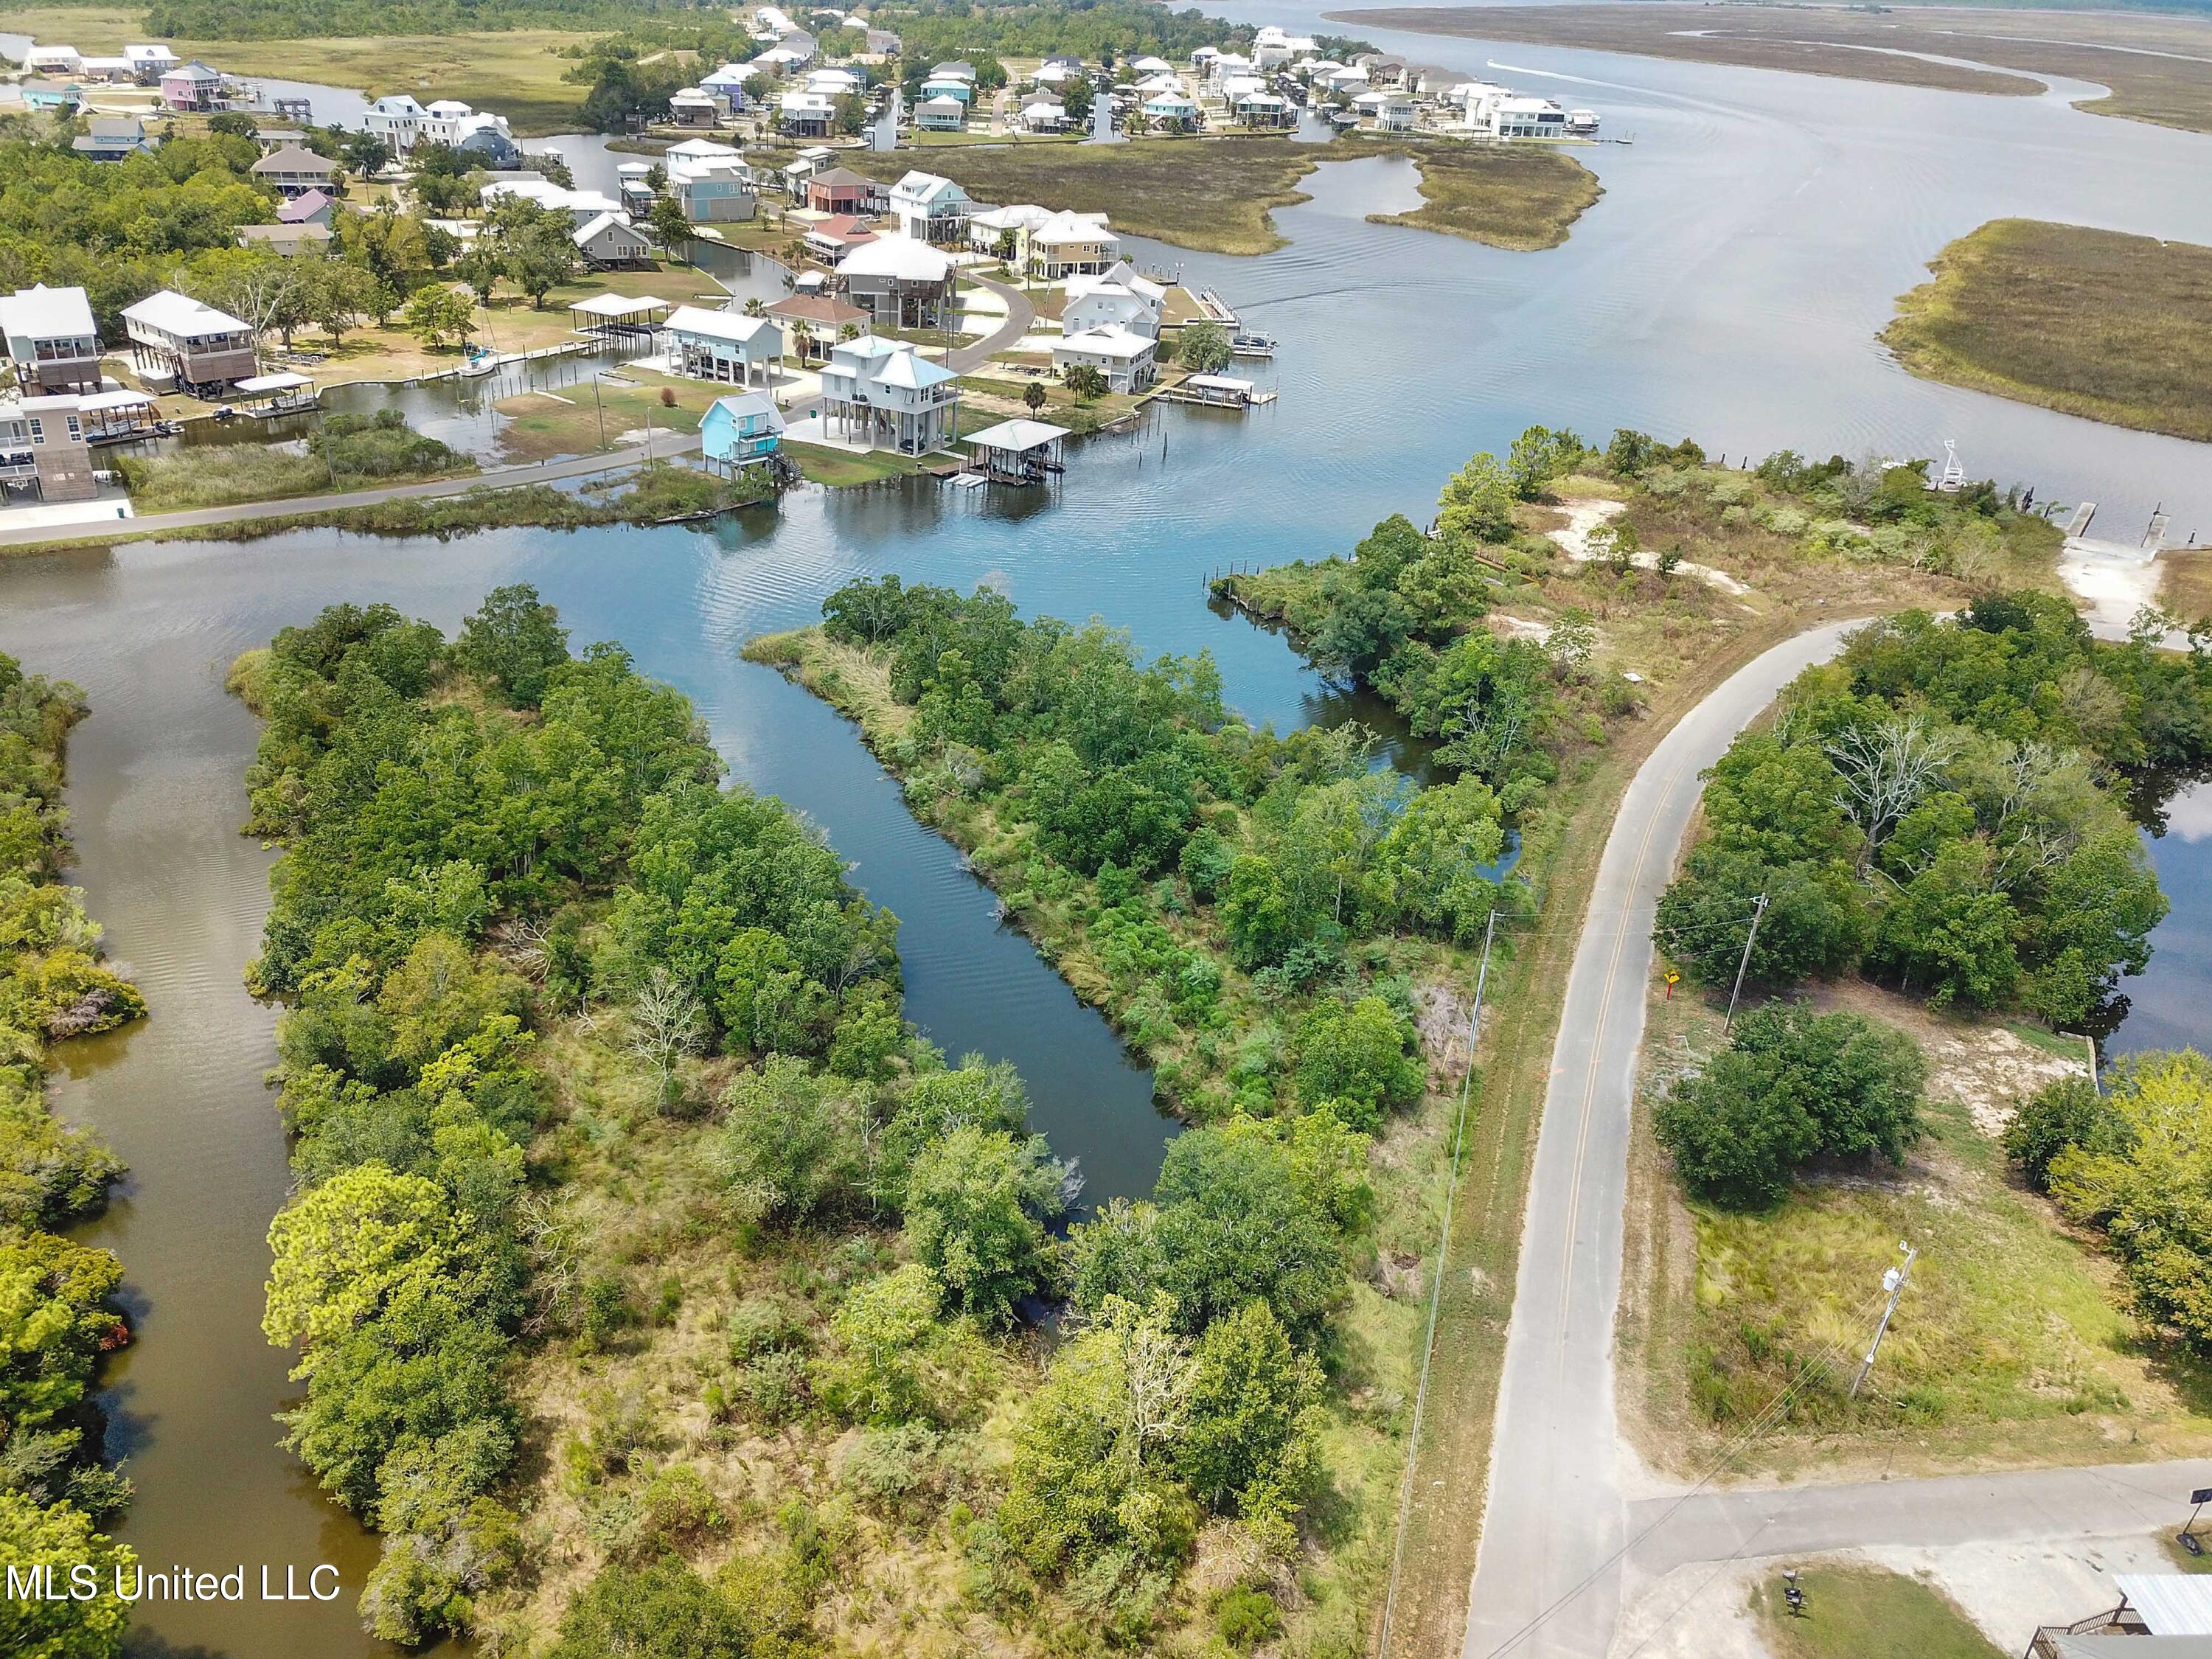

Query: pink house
left=161, top=61, right=223, bottom=112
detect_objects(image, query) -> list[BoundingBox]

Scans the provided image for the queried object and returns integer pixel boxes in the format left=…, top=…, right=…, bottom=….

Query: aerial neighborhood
left=0, top=4, right=1604, bottom=528
left=4, top=1, right=2212, bottom=1658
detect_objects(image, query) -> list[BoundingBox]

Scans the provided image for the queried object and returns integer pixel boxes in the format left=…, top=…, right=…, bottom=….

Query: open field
left=1, top=10, right=594, bottom=134
left=1752, top=1565, right=2004, bottom=1659
left=1352, top=136, right=1602, bottom=251
left=779, top=440, right=925, bottom=486
left=2166, top=551, right=2212, bottom=626
left=493, top=380, right=705, bottom=465
left=114, top=425, right=473, bottom=509
left=854, top=136, right=1326, bottom=255
left=1339, top=4, right=2212, bottom=135
left=1884, top=219, right=2212, bottom=443
left=1619, top=967, right=2212, bottom=1487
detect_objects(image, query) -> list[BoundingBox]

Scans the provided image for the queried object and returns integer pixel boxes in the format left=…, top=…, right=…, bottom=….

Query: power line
left=1475, top=1270, right=1908, bottom=1659
left=1379, top=910, right=1498, bottom=1659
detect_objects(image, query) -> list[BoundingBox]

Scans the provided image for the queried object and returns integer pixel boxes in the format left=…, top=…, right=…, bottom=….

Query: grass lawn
left=1750, top=1566, right=2003, bottom=1659
left=1619, top=969, right=2212, bottom=1484
left=854, top=136, right=1328, bottom=255
left=780, top=440, right=924, bottom=486
left=275, top=268, right=726, bottom=389
left=1352, top=137, right=1604, bottom=251
left=2163, top=549, right=2212, bottom=627
left=959, top=374, right=1140, bottom=435
left=493, top=380, right=708, bottom=465
left=1884, top=220, right=2212, bottom=442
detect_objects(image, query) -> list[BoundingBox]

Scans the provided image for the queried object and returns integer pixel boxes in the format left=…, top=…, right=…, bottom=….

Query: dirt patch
left=1551, top=495, right=1752, bottom=596
left=1804, top=981, right=2092, bottom=1138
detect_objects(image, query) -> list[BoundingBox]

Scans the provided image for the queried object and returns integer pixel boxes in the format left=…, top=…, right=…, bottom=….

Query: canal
left=2, top=23, right=2211, bottom=1653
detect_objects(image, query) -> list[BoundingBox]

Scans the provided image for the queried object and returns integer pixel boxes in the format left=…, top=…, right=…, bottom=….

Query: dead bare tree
left=626, top=966, right=705, bottom=1111
left=1824, top=714, right=1961, bottom=870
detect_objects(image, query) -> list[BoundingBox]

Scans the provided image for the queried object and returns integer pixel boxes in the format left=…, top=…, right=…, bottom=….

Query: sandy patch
left=1611, top=1533, right=2175, bottom=1659
left=1805, top=981, right=2090, bottom=1138
left=2061, top=538, right=2190, bottom=646
left=1551, top=497, right=1753, bottom=596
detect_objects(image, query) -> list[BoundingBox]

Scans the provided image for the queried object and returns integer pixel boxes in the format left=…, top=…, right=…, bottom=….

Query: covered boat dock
left=963, top=417, right=1069, bottom=484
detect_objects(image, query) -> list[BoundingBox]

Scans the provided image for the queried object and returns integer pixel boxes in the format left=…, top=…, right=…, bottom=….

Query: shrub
left=2003, top=1075, right=2120, bottom=1192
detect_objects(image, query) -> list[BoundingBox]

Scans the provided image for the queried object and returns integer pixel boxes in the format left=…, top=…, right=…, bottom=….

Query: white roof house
left=122, top=290, right=250, bottom=340
left=1060, top=280, right=1161, bottom=339
left=125, top=44, right=179, bottom=72
left=806, top=67, right=863, bottom=96
left=838, top=234, right=953, bottom=284
left=916, top=94, right=967, bottom=130
left=888, top=171, right=973, bottom=240
left=0, top=284, right=99, bottom=349
left=1029, top=210, right=1119, bottom=275
left=664, top=305, right=782, bottom=349
left=24, top=45, right=84, bottom=74
left=1127, top=55, right=1174, bottom=75
left=574, top=212, right=651, bottom=263
left=666, top=137, right=744, bottom=163
left=1052, top=324, right=1158, bottom=392
left=1019, top=97, right=1067, bottom=132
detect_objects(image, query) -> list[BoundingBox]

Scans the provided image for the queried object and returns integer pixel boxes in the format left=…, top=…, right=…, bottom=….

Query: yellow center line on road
left=1554, top=757, right=1688, bottom=1341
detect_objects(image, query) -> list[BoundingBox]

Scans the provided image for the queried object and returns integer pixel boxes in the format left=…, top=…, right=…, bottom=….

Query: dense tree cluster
left=0, top=653, right=145, bottom=1658
left=1658, top=593, right=2206, bottom=1029
left=1655, top=1004, right=1927, bottom=1209
left=2006, top=1051, right=2212, bottom=1352
left=242, top=590, right=922, bottom=1641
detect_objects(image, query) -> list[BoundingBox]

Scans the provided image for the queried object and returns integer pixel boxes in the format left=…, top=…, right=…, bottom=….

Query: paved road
left=0, top=434, right=700, bottom=550
left=1461, top=621, right=1869, bottom=1659
left=1627, top=1456, right=2212, bottom=1580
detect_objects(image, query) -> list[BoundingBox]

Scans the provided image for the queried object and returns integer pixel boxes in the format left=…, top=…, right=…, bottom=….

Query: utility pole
left=1848, top=1241, right=1916, bottom=1399
left=1723, top=893, right=1768, bottom=1034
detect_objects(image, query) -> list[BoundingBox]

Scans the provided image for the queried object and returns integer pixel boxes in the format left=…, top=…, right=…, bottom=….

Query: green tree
left=0, top=1492, right=136, bottom=1659
left=262, top=1162, right=475, bottom=1366
left=1177, top=1300, right=1321, bottom=1517
left=548, top=1558, right=754, bottom=1659
left=454, top=582, right=570, bottom=708
left=1292, top=995, right=1423, bottom=1130
left=2050, top=1053, right=2212, bottom=1349
left=1178, top=319, right=1231, bottom=375
left=505, top=220, right=577, bottom=308
left=1023, top=380, right=1048, bottom=416
left=1435, top=451, right=1516, bottom=546
left=718, top=1055, right=855, bottom=1225
left=452, top=241, right=504, bottom=306
left=401, top=283, right=474, bottom=351
left=1505, top=423, right=1584, bottom=499
left=902, top=1126, right=1062, bottom=1326
left=1655, top=1005, right=1925, bottom=1209
left=818, top=1262, right=945, bottom=1425
left=1868, top=839, right=2021, bottom=1009
left=1062, top=363, right=1110, bottom=403
left=1654, top=846, right=1865, bottom=991
left=1150, top=1125, right=1344, bottom=1339
left=647, top=195, right=696, bottom=262
left=2003, top=1075, right=2118, bottom=1192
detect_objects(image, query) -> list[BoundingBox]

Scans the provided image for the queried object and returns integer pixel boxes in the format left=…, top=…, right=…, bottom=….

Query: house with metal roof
left=1052, top=324, right=1156, bottom=392
left=765, top=292, right=872, bottom=362
left=818, top=336, right=959, bottom=453
left=0, top=285, right=102, bottom=394
left=837, top=235, right=956, bottom=328
left=888, top=171, right=973, bottom=243
left=700, top=391, right=786, bottom=471
left=664, top=306, right=785, bottom=386
left=916, top=94, right=967, bottom=132
left=121, top=290, right=257, bottom=395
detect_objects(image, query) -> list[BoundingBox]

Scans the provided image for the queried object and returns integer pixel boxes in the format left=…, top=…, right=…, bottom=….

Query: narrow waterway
left=3, top=27, right=2211, bottom=1649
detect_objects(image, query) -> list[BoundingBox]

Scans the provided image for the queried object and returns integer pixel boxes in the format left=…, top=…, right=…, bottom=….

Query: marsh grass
left=1884, top=219, right=2212, bottom=442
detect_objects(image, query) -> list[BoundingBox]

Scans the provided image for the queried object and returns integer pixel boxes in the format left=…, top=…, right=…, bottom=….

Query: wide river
left=4, top=12, right=2210, bottom=1652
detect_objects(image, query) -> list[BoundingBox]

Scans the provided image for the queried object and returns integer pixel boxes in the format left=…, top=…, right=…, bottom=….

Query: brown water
left=34, top=580, right=383, bottom=1655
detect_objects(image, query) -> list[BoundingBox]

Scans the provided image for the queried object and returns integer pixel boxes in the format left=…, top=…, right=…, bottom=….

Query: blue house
left=700, top=392, right=787, bottom=472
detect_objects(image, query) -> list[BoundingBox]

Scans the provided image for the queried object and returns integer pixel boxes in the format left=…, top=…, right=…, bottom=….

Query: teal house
left=700, top=392, right=787, bottom=472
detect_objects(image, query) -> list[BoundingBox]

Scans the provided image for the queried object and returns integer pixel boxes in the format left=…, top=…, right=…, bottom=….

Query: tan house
left=0, top=395, right=100, bottom=501
left=250, top=144, right=339, bottom=197
left=122, top=290, right=258, bottom=395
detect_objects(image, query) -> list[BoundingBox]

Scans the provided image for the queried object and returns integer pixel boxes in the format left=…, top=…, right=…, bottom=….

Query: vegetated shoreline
left=1329, top=4, right=2212, bottom=136
left=1882, top=218, right=2212, bottom=445
left=852, top=133, right=1601, bottom=256
left=1, top=653, right=147, bottom=1650
left=1, top=462, right=775, bottom=556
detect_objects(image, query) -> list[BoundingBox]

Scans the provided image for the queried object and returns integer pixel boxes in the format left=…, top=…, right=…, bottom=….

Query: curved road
left=1461, top=620, right=1868, bottom=1659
